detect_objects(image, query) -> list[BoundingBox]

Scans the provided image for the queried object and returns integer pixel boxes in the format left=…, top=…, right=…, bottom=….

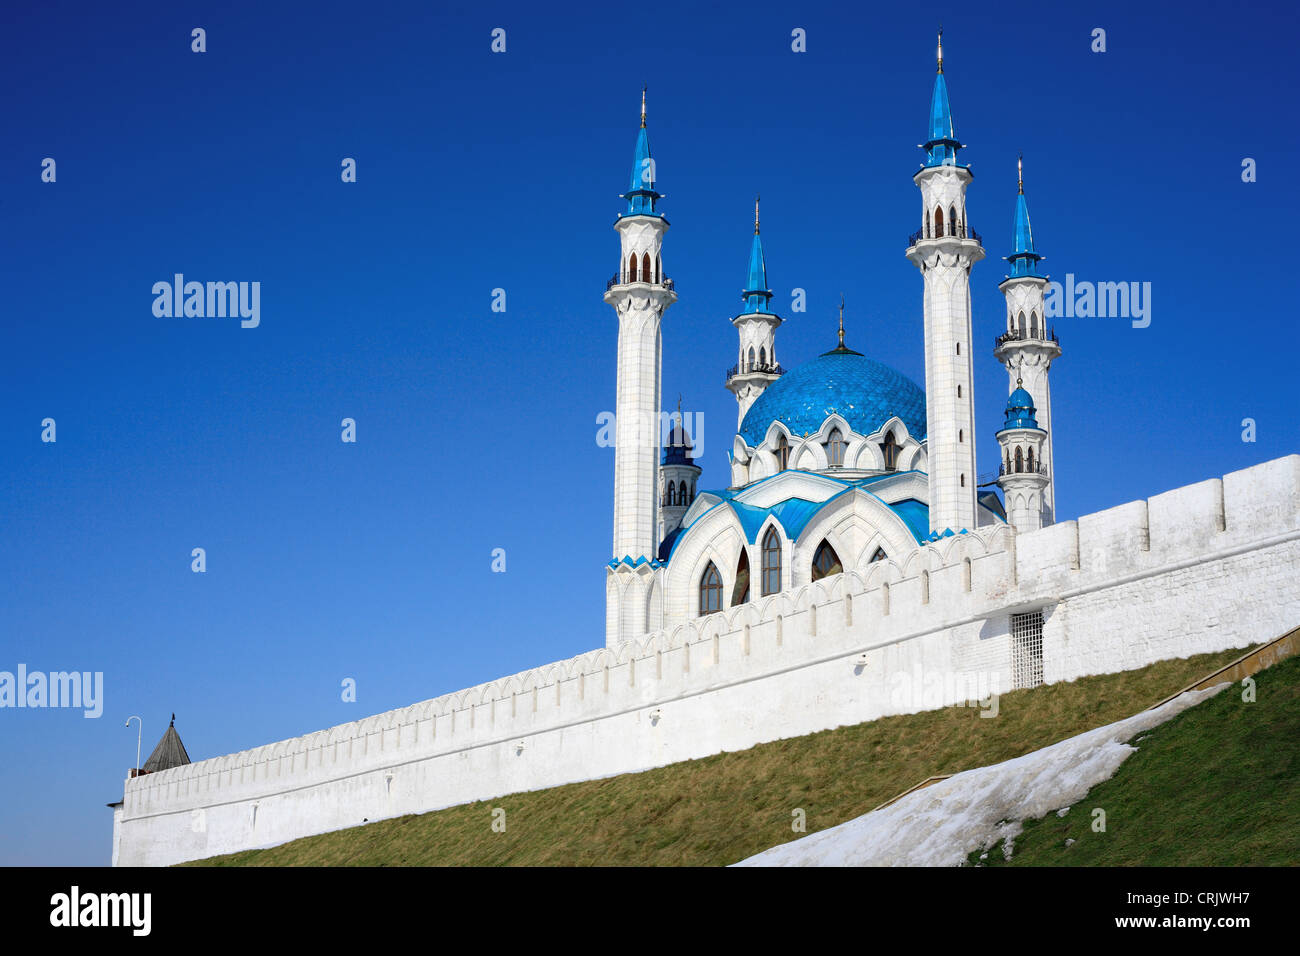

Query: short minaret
left=659, top=399, right=701, bottom=544
left=725, top=196, right=784, bottom=429
left=603, top=90, right=677, bottom=647
left=995, top=381, right=1050, bottom=532
left=905, top=30, right=983, bottom=534
left=994, top=155, right=1061, bottom=523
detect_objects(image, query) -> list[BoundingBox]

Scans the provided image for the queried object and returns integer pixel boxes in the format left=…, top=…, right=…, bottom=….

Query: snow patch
left=734, top=684, right=1228, bottom=867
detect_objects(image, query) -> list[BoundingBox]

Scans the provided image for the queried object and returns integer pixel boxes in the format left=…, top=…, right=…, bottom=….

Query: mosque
left=604, top=32, right=1060, bottom=648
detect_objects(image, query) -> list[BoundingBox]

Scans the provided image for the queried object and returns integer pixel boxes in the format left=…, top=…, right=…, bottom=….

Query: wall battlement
left=114, top=455, right=1300, bottom=866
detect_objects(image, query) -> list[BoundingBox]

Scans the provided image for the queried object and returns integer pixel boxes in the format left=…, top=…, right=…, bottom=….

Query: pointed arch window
left=699, top=562, right=722, bottom=617
left=934, top=206, right=944, bottom=237
left=1015, top=446, right=1024, bottom=473
left=761, top=527, right=782, bottom=596
left=826, top=428, right=845, bottom=467
left=948, top=205, right=957, bottom=236
left=731, top=550, right=750, bottom=606
left=759, top=346, right=767, bottom=367
left=775, top=434, right=790, bottom=471
left=747, top=346, right=756, bottom=371
left=665, top=482, right=675, bottom=506
left=1017, top=311, right=1027, bottom=336
left=868, top=547, right=887, bottom=563
left=1030, top=310, right=1039, bottom=337
left=642, top=252, right=652, bottom=284
left=925, top=208, right=931, bottom=238
left=811, top=540, right=843, bottom=581
left=678, top=479, right=688, bottom=505
left=1027, top=448, right=1035, bottom=472
left=628, top=253, right=638, bottom=283
left=880, top=431, right=900, bottom=472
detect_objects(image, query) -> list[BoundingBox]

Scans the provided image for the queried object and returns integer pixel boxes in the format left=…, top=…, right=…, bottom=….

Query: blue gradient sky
left=2, top=0, right=1297, bottom=865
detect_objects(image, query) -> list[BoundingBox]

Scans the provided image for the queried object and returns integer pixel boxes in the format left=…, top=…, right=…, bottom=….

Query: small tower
left=659, top=399, right=701, bottom=544
left=905, top=29, right=984, bottom=534
left=995, top=382, right=1049, bottom=533
left=994, top=155, right=1061, bottom=523
left=603, top=89, right=677, bottom=647
left=725, top=196, right=784, bottom=429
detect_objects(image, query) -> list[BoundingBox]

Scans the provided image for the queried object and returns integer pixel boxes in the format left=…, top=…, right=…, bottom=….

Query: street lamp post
left=125, top=716, right=142, bottom=776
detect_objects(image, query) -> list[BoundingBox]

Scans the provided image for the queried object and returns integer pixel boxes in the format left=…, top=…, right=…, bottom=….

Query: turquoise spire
left=1007, top=155, right=1044, bottom=278
left=741, top=195, right=773, bottom=314
left=922, top=29, right=965, bottom=168
left=622, top=87, right=662, bottom=217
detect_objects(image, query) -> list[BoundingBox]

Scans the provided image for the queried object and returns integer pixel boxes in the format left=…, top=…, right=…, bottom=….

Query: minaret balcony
left=725, top=362, right=785, bottom=385
left=907, top=225, right=982, bottom=248
left=608, top=273, right=675, bottom=292
left=994, top=327, right=1061, bottom=356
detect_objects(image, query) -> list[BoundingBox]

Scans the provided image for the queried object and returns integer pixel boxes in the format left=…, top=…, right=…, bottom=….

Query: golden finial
left=754, top=193, right=761, bottom=234
left=1017, top=152, right=1024, bottom=195
left=640, top=86, right=647, bottom=128
left=838, top=293, right=846, bottom=348
left=937, top=26, right=944, bottom=74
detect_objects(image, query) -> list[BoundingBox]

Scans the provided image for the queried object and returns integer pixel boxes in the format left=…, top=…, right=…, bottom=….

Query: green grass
left=188, top=646, right=1260, bottom=867
left=969, top=650, right=1300, bottom=867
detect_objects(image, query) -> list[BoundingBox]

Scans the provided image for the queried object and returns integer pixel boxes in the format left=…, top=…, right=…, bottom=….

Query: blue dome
left=739, top=348, right=928, bottom=448
left=1002, top=386, right=1040, bottom=430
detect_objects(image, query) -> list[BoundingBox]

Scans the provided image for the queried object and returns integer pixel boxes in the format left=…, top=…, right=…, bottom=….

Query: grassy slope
left=191, top=646, right=1255, bottom=867
left=970, top=650, right=1300, bottom=867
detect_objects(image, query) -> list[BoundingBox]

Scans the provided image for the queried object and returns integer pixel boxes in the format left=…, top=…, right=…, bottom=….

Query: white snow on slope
left=735, top=683, right=1228, bottom=867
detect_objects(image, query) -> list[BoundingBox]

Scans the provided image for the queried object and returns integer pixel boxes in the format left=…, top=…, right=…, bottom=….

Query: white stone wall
left=114, top=456, right=1300, bottom=867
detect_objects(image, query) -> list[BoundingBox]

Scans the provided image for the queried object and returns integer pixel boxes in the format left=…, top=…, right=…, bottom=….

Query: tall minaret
left=994, top=156, right=1061, bottom=523
left=905, top=30, right=983, bottom=534
left=603, top=90, right=677, bottom=646
left=725, top=196, right=784, bottom=429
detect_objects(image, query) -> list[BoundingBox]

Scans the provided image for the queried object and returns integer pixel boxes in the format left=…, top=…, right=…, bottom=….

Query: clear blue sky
left=1, top=0, right=1296, bottom=865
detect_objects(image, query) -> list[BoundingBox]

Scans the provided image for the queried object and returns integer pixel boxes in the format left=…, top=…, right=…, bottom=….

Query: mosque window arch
left=826, top=428, right=845, bottom=467
left=925, top=208, right=931, bottom=238
left=759, top=346, right=767, bottom=367
left=761, top=527, right=782, bottom=596
left=869, top=547, right=887, bottom=563
left=934, top=206, right=944, bottom=236
left=1030, top=311, right=1039, bottom=337
left=880, top=431, right=900, bottom=472
left=642, top=252, right=652, bottom=283
left=1015, top=447, right=1024, bottom=473
left=731, top=550, right=750, bottom=606
left=747, top=346, right=756, bottom=371
left=811, top=540, right=843, bottom=581
left=698, top=562, right=722, bottom=617
left=1027, top=448, right=1035, bottom=472
left=948, top=205, right=957, bottom=236
left=628, top=253, right=638, bottom=283
left=776, top=434, right=790, bottom=471
left=678, top=479, right=688, bottom=504
left=1017, top=311, right=1026, bottom=335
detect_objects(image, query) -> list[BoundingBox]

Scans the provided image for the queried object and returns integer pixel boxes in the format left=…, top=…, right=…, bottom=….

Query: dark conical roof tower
left=142, top=714, right=191, bottom=773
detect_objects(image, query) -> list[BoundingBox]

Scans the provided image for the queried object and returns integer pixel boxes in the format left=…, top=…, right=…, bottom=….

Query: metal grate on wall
left=1011, top=610, right=1045, bottom=689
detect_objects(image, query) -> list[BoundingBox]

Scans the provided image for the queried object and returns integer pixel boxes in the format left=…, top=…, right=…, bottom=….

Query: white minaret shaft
left=906, top=34, right=982, bottom=534
left=604, top=92, right=676, bottom=648
left=995, top=156, right=1060, bottom=523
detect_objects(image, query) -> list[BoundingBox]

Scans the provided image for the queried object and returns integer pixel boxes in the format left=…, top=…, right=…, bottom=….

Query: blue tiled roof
left=738, top=349, right=927, bottom=447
